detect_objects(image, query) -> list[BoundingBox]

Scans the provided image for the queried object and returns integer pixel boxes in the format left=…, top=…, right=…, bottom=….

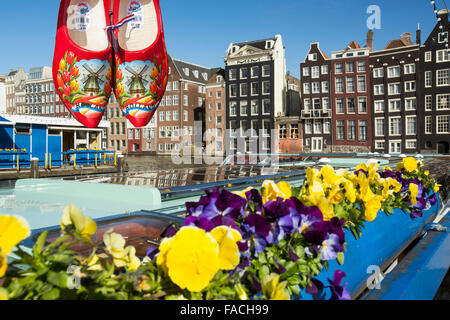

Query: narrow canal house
left=224, top=35, right=287, bottom=155
left=300, top=43, right=332, bottom=153
left=419, top=9, right=450, bottom=154
left=330, top=36, right=372, bottom=153
left=369, top=32, right=421, bottom=154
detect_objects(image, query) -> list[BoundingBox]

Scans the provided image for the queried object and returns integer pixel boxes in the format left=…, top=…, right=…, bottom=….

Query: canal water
left=124, top=155, right=223, bottom=172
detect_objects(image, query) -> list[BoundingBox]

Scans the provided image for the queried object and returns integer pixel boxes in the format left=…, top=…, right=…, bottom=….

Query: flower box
left=300, top=193, right=441, bottom=300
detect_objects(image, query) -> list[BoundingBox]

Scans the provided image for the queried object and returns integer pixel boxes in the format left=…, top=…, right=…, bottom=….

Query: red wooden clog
left=53, top=0, right=113, bottom=128
left=112, top=0, right=169, bottom=128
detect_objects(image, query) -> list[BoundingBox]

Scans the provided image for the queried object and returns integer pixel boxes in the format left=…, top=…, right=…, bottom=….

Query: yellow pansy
left=306, top=168, right=325, bottom=197
left=402, top=157, right=418, bottom=173
left=356, top=172, right=374, bottom=203
left=425, top=170, right=430, bottom=176
left=261, top=180, right=292, bottom=203
left=303, top=195, right=335, bottom=221
left=327, top=184, right=344, bottom=205
left=409, top=183, right=419, bottom=205
left=124, top=246, right=141, bottom=272
left=364, top=196, right=383, bottom=222
left=103, top=232, right=128, bottom=268
left=381, top=178, right=401, bottom=199
left=0, top=215, right=31, bottom=255
left=86, top=253, right=102, bottom=272
left=344, top=180, right=357, bottom=203
left=434, top=184, right=441, bottom=193
left=0, top=252, right=7, bottom=278
left=210, top=226, right=241, bottom=271
left=61, top=204, right=97, bottom=244
left=161, top=227, right=220, bottom=292
left=156, top=237, right=173, bottom=274
left=262, top=274, right=290, bottom=300
left=383, top=166, right=392, bottom=171
left=321, top=165, right=344, bottom=186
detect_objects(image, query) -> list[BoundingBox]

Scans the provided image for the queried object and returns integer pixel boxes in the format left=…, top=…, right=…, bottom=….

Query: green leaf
left=47, top=271, right=70, bottom=289
left=42, top=288, right=60, bottom=300
left=33, top=231, right=48, bottom=257
left=337, top=252, right=345, bottom=265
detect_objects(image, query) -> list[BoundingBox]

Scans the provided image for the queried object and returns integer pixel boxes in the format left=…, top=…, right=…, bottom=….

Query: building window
left=347, top=98, right=356, bottom=113
left=321, top=65, right=329, bottom=75
left=437, top=69, right=449, bottom=86
left=229, top=69, right=237, bottom=80
left=405, top=98, right=417, bottom=111
left=357, top=61, right=366, bottom=72
left=425, top=95, right=432, bottom=111
left=314, top=120, right=322, bottom=134
left=375, top=141, right=385, bottom=150
left=251, top=100, right=259, bottom=115
left=217, top=116, right=222, bottom=125
left=387, top=66, right=401, bottom=78
left=336, top=120, right=345, bottom=140
left=184, top=110, right=188, bottom=121
left=357, top=76, right=366, bottom=92
left=347, top=120, right=356, bottom=140
left=438, top=31, right=449, bottom=43
left=304, top=99, right=311, bottom=111
left=240, top=101, right=248, bottom=116
left=335, top=63, right=343, bottom=74
left=425, top=116, right=432, bottom=134
left=251, top=82, right=259, bottom=95
left=425, top=51, right=432, bottom=62
left=290, top=124, right=299, bottom=139
left=251, top=66, right=260, bottom=78
left=389, top=99, right=401, bottom=112
left=263, top=81, right=271, bottom=95
left=373, top=68, right=384, bottom=78
left=374, top=84, right=384, bottom=95
left=437, top=115, right=449, bottom=134
left=173, top=95, right=179, bottom=105
left=374, top=100, right=385, bottom=113
left=322, top=81, right=329, bottom=93
left=335, top=78, right=344, bottom=93
left=388, top=83, right=401, bottom=95
left=425, top=71, right=432, bottom=87
left=262, top=65, right=271, bottom=77
left=279, top=124, right=287, bottom=139
left=358, top=97, right=367, bottom=113
left=262, top=120, right=271, bottom=137
left=230, top=101, right=237, bottom=116
left=229, top=84, right=237, bottom=97
left=303, top=83, right=311, bottom=94
left=183, top=95, right=188, bottom=106
left=346, top=62, right=354, bottom=73
left=240, top=83, right=248, bottom=96
left=312, top=82, right=321, bottom=93
left=406, top=140, right=417, bottom=150
left=359, top=120, right=367, bottom=141
left=311, top=66, right=320, bottom=78
left=437, top=49, right=450, bottom=63
left=389, top=117, right=401, bottom=136
left=404, top=81, right=416, bottom=92
left=305, top=120, right=312, bottom=134
left=375, top=118, right=385, bottom=137
left=303, top=67, right=310, bottom=77
left=406, top=116, right=416, bottom=135
left=437, top=94, right=450, bottom=110
left=262, top=99, right=271, bottom=115
left=240, top=67, right=248, bottom=79
left=322, top=97, right=330, bottom=110
left=404, top=64, right=415, bottom=74
left=159, top=111, right=165, bottom=121
left=313, top=98, right=321, bottom=110
left=217, top=102, right=222, bottom=111
left=336, top=98, right=345, bottom=114
left=346, top=77, right=355, bottom=92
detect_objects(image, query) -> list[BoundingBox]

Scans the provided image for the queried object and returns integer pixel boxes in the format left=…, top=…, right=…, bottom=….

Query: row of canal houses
left=301, top=9, right=449, bottom=154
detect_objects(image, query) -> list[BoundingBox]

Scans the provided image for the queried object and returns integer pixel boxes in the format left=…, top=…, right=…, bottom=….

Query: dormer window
left=217, top=75, right=223, bottom=83
left=265, top=40, right=274, bottom=49
left=230, top=46, right=239, bottom=54
left=193, top=70, right=199, bottom=78
left=308, top=53, right=317, bottom=61
left=184, top=68, right=190, bottom=76
left=439, top=32, right=448, bottom=43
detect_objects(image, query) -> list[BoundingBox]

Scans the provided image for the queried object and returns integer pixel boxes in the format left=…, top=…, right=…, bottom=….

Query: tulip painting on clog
left=116, top=55, right=168, bottom=128
left=56, top=51, right=111, bottom=128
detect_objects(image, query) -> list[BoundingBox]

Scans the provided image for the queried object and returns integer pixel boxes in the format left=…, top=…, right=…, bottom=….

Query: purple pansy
left=320, top=233, right=341, bottom=261
left=328, top=270, right=351, bottom=300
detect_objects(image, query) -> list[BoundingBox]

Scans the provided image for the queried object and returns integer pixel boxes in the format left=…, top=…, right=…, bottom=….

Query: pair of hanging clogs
left=53, top=0, right=168, bottom=128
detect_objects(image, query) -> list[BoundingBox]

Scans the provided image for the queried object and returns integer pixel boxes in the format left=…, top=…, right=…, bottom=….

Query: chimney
left=416, top=24, right=421, bottom=45
left=367, top=30, right=374, bottom=52
left=401, top=32, right=413, bottom=44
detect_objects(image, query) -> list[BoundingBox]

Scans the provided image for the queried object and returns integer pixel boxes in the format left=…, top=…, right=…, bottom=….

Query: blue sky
left=0, top=0, right=445, bottom=78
